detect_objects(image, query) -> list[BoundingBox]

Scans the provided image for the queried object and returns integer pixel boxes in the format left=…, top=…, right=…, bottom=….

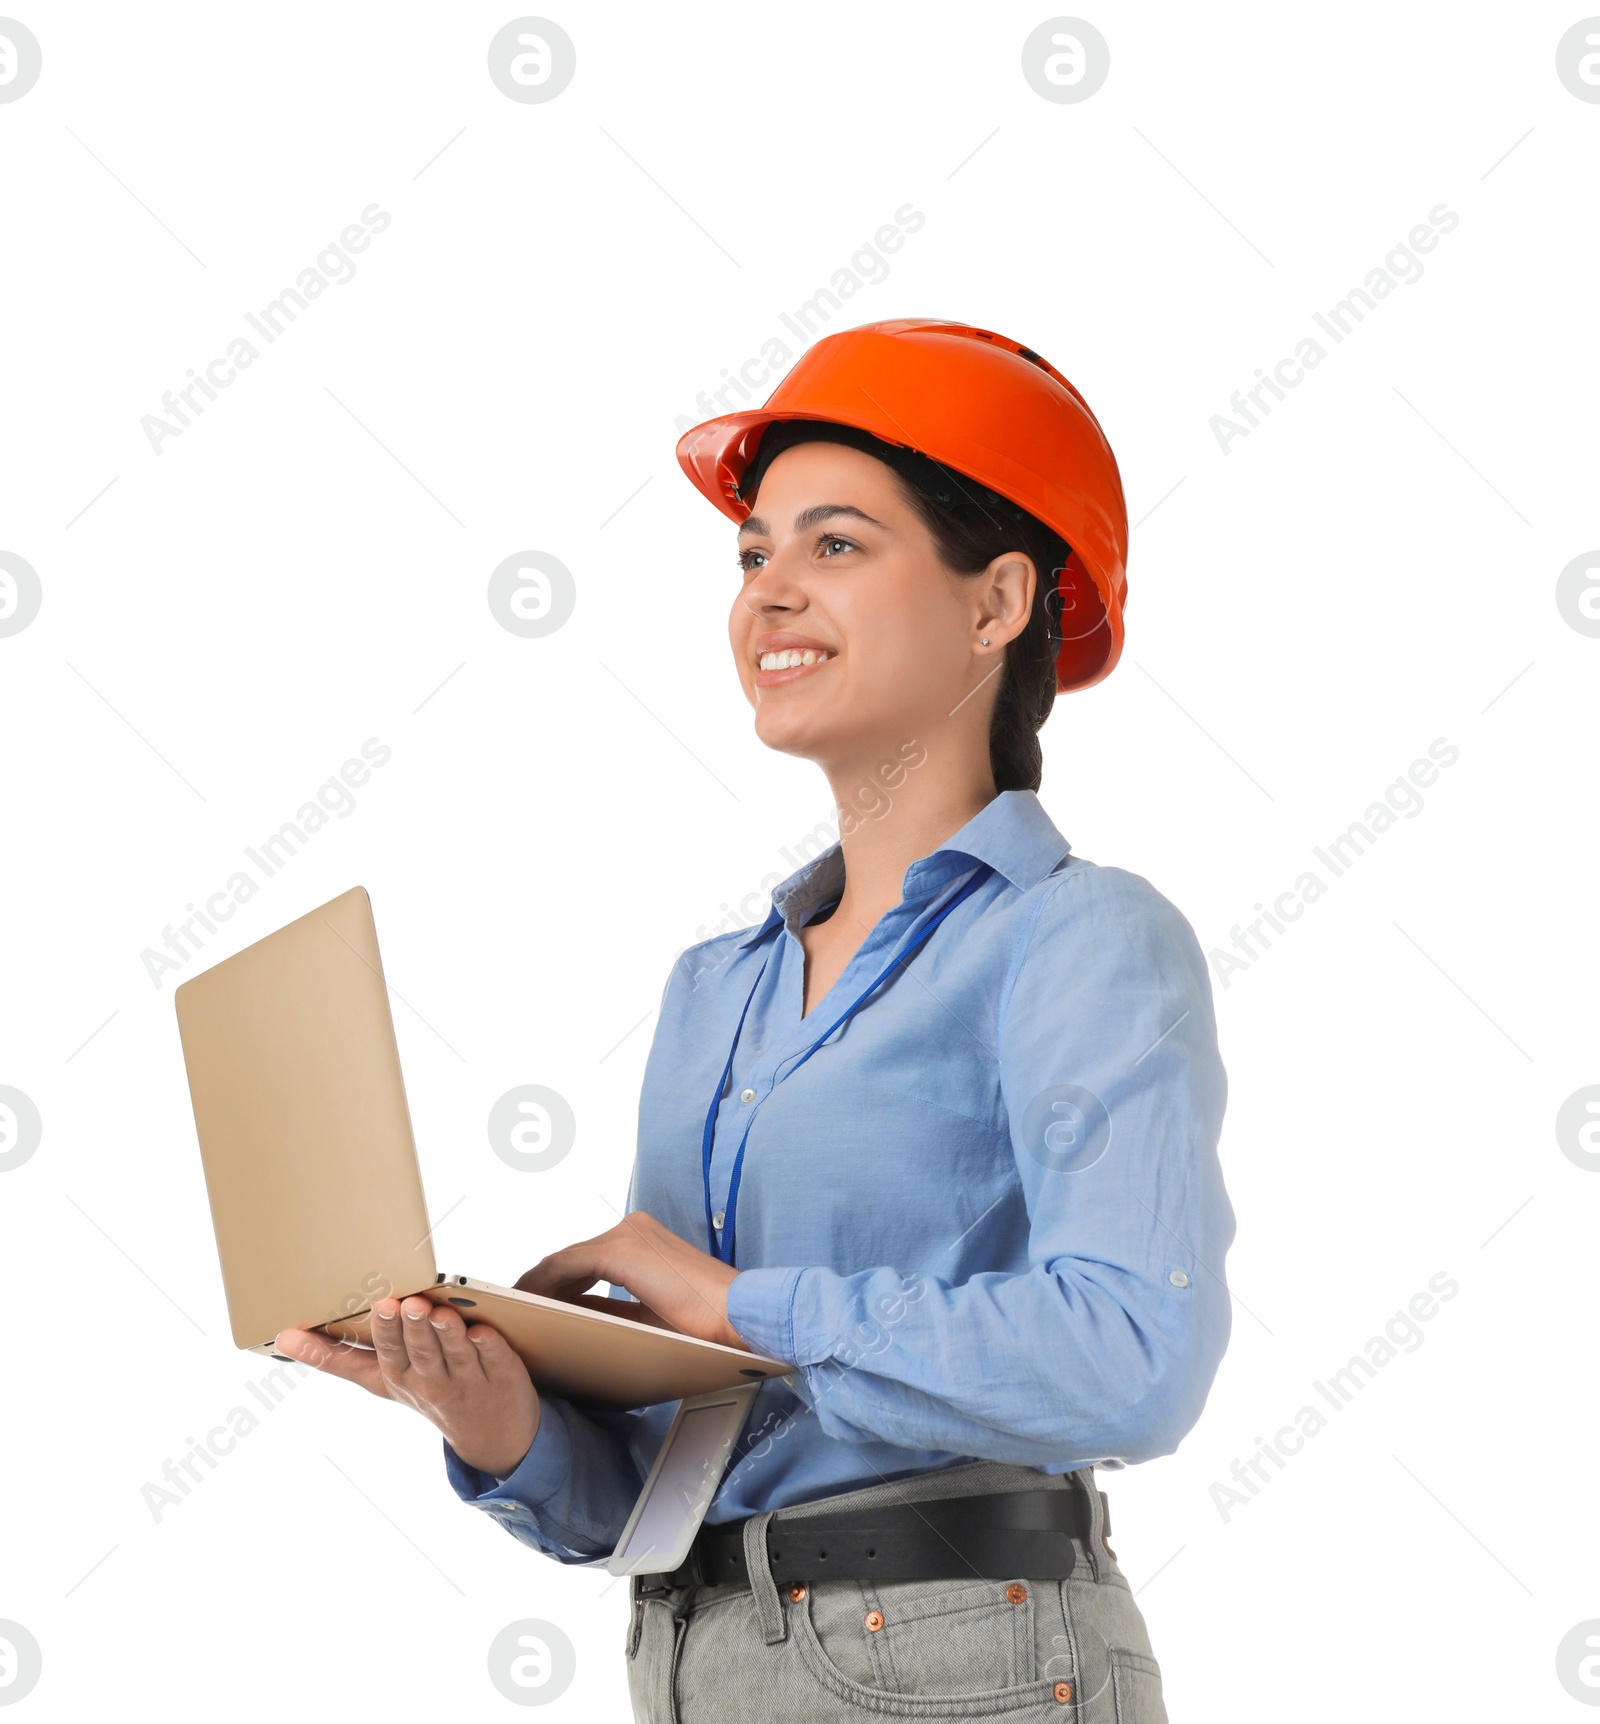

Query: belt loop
left=742, top=1511, right=788, bottom=1645
left=1077, top=1465, right=1105, bottom=1581
left=626, top=1572, right=644, bottom=1657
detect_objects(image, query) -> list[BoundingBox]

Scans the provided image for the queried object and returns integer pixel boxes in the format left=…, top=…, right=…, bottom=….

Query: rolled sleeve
left=726, top=1265, right=805, bottom=1363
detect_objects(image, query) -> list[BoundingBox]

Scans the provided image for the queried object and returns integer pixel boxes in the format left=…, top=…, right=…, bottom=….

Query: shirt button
left=740, top=1088, right=756, bottom=1103
left=713, top=1210, right=725, bottom=1229
left=1169, top=1270, right=1190, bottom=1288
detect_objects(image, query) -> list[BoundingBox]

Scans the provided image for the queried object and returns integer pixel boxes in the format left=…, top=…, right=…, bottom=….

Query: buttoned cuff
left=443, top=1395, right=575, bottom=1514
left=726, top=1265, right=807, bottom=1365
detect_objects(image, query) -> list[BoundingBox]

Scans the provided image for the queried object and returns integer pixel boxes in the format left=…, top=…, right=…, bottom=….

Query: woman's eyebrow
left=738, top=503, right=887, bottom=537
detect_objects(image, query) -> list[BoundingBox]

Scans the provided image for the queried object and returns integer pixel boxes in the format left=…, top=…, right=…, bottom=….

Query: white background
left=2, top=2, right=1596, bottom=1717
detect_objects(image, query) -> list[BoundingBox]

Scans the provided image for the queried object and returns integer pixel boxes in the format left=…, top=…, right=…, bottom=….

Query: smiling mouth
left=755, top=648, right=836, bottom=687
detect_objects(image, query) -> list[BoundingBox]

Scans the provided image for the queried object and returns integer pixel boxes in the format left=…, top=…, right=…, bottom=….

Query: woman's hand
left=274, top=1295, right=541, bottom=1478
left=516, top=1211, right=746, bottom=1351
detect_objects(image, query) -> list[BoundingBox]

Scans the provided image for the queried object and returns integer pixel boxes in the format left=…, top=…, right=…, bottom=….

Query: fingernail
left=376, top=1309, right=397, bottom=1321
left=403, top=1307, right=425, bottom=1320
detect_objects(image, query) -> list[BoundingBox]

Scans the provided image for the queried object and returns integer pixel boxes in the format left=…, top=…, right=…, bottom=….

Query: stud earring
left=980, top=636, right=990, bottom=646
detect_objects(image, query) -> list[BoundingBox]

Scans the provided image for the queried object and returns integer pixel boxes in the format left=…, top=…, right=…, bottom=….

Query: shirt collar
left=734, top=789, right=1073, bottom=949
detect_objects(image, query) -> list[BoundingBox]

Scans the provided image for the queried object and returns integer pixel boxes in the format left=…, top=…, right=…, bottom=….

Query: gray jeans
left=625, top=1459, right=1169, bottom=1721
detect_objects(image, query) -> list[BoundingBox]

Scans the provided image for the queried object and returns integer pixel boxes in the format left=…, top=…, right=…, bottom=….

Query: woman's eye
left=737, top=536, right=855, bottom=575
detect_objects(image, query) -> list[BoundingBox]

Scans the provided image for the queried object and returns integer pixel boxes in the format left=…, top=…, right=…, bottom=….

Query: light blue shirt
left=444, top=789, right=1234, bottom=1564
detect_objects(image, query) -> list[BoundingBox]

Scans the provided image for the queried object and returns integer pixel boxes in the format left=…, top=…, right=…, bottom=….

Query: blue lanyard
left=700, top=862, right=994, bottom=1266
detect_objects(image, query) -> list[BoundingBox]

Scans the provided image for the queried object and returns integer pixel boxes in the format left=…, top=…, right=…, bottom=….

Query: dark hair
left=736, top=419, right=1066, bottom=793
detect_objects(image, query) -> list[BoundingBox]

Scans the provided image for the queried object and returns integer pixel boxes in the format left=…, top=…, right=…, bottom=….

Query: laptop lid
left=175, top=886, right=438, bottom=1348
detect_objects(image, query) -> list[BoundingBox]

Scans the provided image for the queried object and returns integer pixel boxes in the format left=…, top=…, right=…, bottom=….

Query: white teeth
left=759, top=648, right=834, bottom=671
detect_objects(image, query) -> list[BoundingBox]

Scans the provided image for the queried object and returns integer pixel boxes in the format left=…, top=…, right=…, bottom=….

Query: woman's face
left=728, top=440, right=1027, bottom=774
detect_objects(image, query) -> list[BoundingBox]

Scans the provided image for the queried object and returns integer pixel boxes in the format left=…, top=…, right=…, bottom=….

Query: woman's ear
left=974, top=552, right=1037, bottom=648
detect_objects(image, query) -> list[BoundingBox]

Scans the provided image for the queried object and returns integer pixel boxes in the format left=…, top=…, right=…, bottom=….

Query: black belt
left=643, top=1487, right=1108, bottom=1591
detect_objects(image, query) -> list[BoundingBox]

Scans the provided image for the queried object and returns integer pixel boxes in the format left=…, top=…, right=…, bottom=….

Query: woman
left=278, top=319, right=1234, bottom=1722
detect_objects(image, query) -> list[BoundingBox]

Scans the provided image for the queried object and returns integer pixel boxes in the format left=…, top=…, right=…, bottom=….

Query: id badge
left=606, top=1383, right=761, bottom=1577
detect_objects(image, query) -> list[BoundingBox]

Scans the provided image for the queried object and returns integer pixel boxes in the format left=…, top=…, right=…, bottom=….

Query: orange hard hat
left=675, top=318, right=1128, bottom=691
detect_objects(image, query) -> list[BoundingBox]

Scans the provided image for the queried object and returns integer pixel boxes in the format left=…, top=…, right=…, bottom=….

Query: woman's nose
left=740, top=553, right=807, bottom=613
